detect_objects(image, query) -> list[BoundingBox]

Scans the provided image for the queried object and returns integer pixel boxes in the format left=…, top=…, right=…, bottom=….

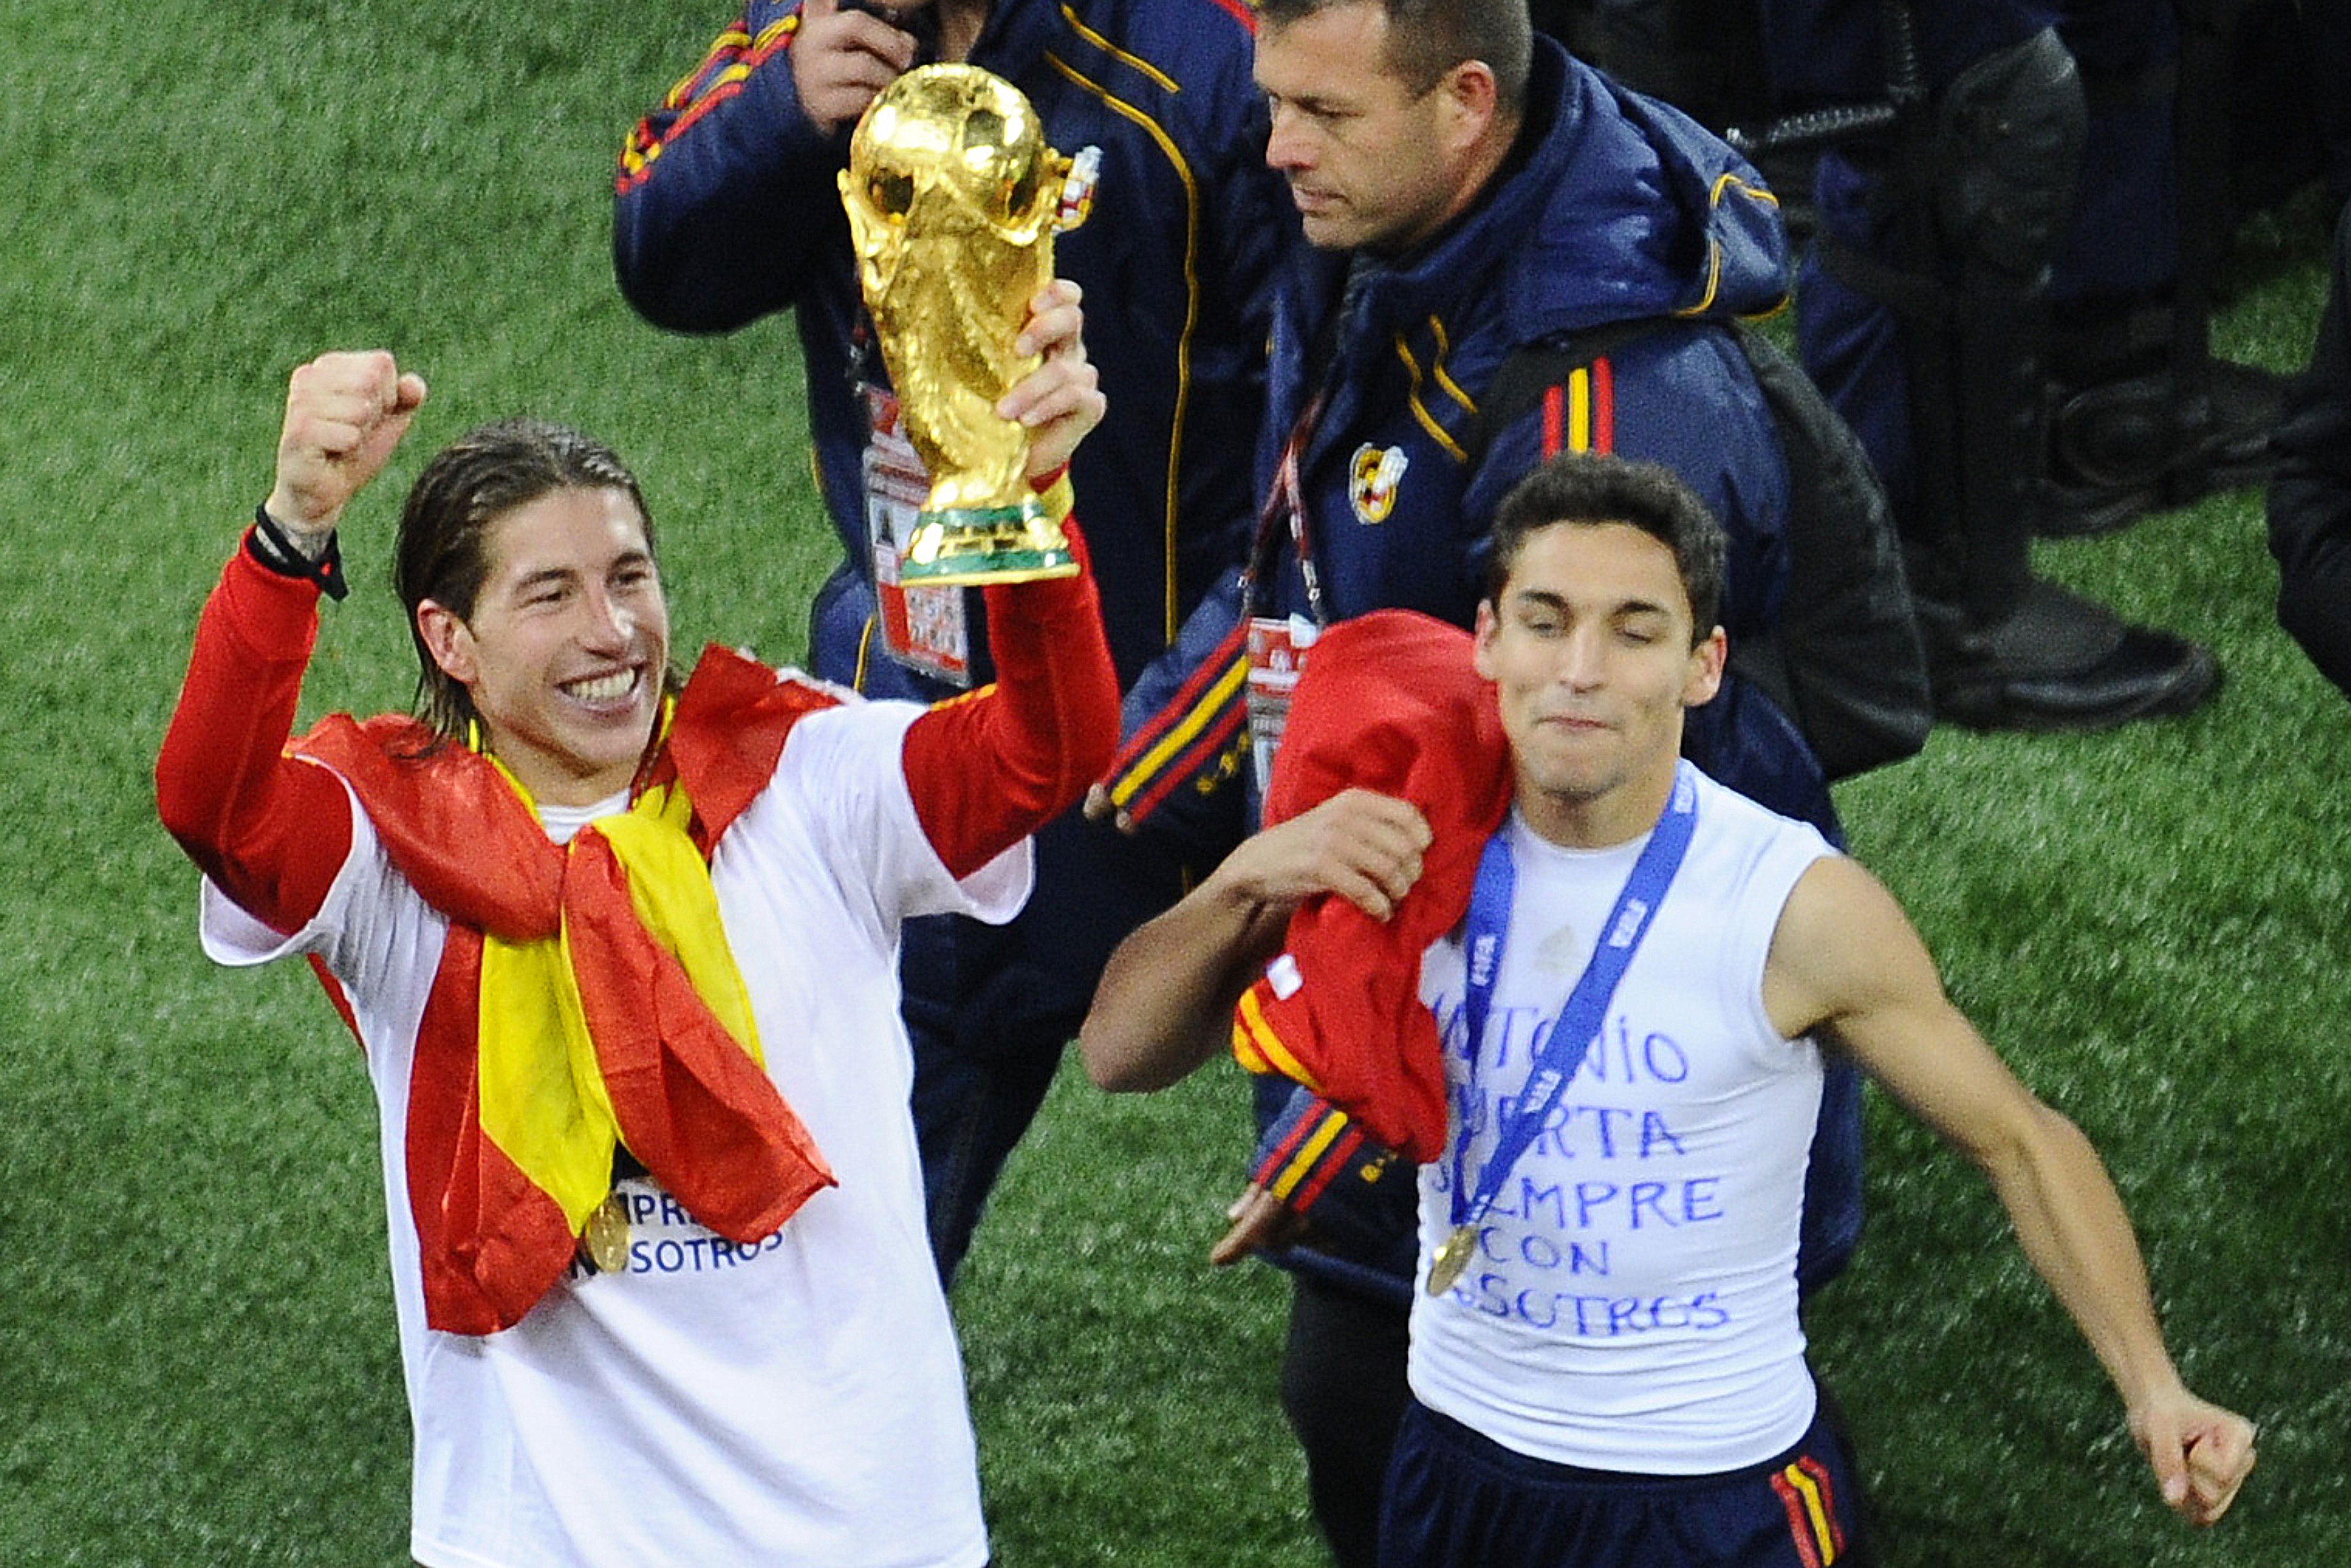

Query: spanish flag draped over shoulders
left=293, top=644, right=838, bottom=1334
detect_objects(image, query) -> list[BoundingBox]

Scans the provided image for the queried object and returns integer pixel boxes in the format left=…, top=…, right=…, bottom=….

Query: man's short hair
left=392, top=418, right=656, bottom=739
left=1258, top=0, right=1533, bottom=112
left=1485, top=452, right=1727, bottom=641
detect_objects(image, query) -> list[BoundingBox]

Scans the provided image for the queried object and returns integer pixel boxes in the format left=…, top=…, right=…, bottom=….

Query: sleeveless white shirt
left=1408, top=767, right=1835, bottom=1474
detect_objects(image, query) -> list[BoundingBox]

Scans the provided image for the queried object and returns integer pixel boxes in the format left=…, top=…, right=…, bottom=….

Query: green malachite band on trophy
left=903, top=499, right=1081, bottom=586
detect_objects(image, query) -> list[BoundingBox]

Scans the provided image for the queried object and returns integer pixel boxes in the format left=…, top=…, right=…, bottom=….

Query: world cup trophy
left=839, top=64, right=1085, bottom=586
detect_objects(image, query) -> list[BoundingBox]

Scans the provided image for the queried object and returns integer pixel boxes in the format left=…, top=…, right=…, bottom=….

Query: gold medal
left=1424, top=1223, right=1477, bottom=1297
left=583, top=1193, right=632, bottom=1275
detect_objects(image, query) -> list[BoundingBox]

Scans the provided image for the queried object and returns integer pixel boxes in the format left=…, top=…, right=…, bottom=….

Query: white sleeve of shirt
left=197, top=771, right=377, bottom=968
left=195, top=781, right=440, bottom=1012
left=758, top=694, right=1033, bottom=932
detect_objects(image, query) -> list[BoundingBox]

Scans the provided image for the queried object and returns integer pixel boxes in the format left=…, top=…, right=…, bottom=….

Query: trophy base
left=902, top=502, right=1080, bottom=587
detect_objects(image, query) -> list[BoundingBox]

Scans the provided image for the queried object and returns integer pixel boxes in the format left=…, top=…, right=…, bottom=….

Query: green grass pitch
left=1, top=1, right=2343, bottom=1563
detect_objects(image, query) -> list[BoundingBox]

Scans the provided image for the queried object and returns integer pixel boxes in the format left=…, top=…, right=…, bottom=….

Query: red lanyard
left=1242, top=391, right=1333, bottom=628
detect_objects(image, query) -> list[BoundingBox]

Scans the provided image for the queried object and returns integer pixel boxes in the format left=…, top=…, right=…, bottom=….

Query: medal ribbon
left=1445, top=763, right=1702, bottom=1245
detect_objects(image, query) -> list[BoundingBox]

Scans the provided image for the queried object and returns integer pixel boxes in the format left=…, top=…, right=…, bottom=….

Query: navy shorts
left=1378, top=1396, right=1870, bottom=1568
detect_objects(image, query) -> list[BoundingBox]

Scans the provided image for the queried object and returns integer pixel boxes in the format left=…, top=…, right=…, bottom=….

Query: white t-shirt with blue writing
left=200, top=692, right=1023, bottom=1568
left=1408, top=769, right=1834, bottom=1475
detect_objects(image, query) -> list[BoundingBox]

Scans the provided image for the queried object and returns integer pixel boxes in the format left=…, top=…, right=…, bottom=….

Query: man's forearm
left=901, top=519, right=1119, bottom=878
left=614, top=7, right=838, bottom=332
left=1979, top=1100, right=2188, bottom=1412
left=154, top=539, right=352, bottom=933
left=1080, top=873, right=1287, bottom=1093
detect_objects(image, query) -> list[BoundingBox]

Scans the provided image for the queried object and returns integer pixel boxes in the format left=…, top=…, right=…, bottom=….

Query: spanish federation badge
left=1349, top=443, right=1407, bottom=524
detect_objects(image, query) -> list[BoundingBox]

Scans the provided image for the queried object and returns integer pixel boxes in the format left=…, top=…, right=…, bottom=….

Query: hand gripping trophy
left=840, top=64, right=1090, bottom=586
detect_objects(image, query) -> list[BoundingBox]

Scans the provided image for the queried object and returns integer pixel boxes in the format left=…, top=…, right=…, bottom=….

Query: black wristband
left=247, top=504, right=349, bottom=601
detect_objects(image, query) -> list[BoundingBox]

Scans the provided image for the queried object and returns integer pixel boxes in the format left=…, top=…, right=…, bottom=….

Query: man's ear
left=1472, top=598, right=1500, bottom=680
left=1682, top=626, right=1729, bottom=708
left=415, top=600, right=477, bottom=686
left=1439, top=59, right=1500, bottom=155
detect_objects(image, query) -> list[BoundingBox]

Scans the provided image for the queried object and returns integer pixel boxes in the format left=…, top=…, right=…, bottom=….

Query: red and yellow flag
left=295, top=645, right=839, bottom=1334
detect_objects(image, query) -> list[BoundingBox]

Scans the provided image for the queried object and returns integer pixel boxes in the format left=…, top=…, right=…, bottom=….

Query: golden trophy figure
left=839, top=64, right=1084, bottom=586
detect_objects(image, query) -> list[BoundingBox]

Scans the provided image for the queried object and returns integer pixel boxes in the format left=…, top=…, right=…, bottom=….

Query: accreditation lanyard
left=1240, top=389, right=1334, bottom=627
left=1426, top=763, right=1701, bottom=1296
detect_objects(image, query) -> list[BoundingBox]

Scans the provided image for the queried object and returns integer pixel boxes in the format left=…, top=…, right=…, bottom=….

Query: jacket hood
left=1385, top=37, right=1791, bottom=343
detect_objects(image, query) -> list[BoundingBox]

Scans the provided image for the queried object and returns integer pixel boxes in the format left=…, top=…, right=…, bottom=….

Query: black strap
left=247, top=504, right=349, bottom=601
left=1460, top=317, right=1676, bottom=472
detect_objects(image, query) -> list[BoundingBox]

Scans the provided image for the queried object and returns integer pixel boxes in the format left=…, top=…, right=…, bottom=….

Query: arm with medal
left=1210, top=763, right=1703, bottom=1280
left=1083, top=612, right=1514, bottom=1268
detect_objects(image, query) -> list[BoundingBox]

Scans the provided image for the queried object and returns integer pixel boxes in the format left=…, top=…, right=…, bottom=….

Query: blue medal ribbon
left=1428, top=762, right=1701, bottom=1296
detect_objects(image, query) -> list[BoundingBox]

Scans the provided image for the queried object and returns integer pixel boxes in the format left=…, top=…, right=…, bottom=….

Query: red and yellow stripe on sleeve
left=617, top=12, right=801, bottom=193
left=1232, top=983, right=1326, bottom=1091
left=1098, top=615, right=1252, bottom=825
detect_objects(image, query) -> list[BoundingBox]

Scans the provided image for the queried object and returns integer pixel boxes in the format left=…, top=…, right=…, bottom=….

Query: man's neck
left=1515, top=760, right=1678, bottom=851
left=1462, top=109, right=1522, bottom=215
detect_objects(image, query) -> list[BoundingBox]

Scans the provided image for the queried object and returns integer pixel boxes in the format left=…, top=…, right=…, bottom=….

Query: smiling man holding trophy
left=157, top=163, right=1115, bottom=1568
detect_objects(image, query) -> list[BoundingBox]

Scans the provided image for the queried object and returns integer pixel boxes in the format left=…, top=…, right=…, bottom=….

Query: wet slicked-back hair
left=1258, top=0, right=1533, bottom=111
left=1484, top=452, right=1727, bottom=642
left=392, top=418, right=655, bottom=739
